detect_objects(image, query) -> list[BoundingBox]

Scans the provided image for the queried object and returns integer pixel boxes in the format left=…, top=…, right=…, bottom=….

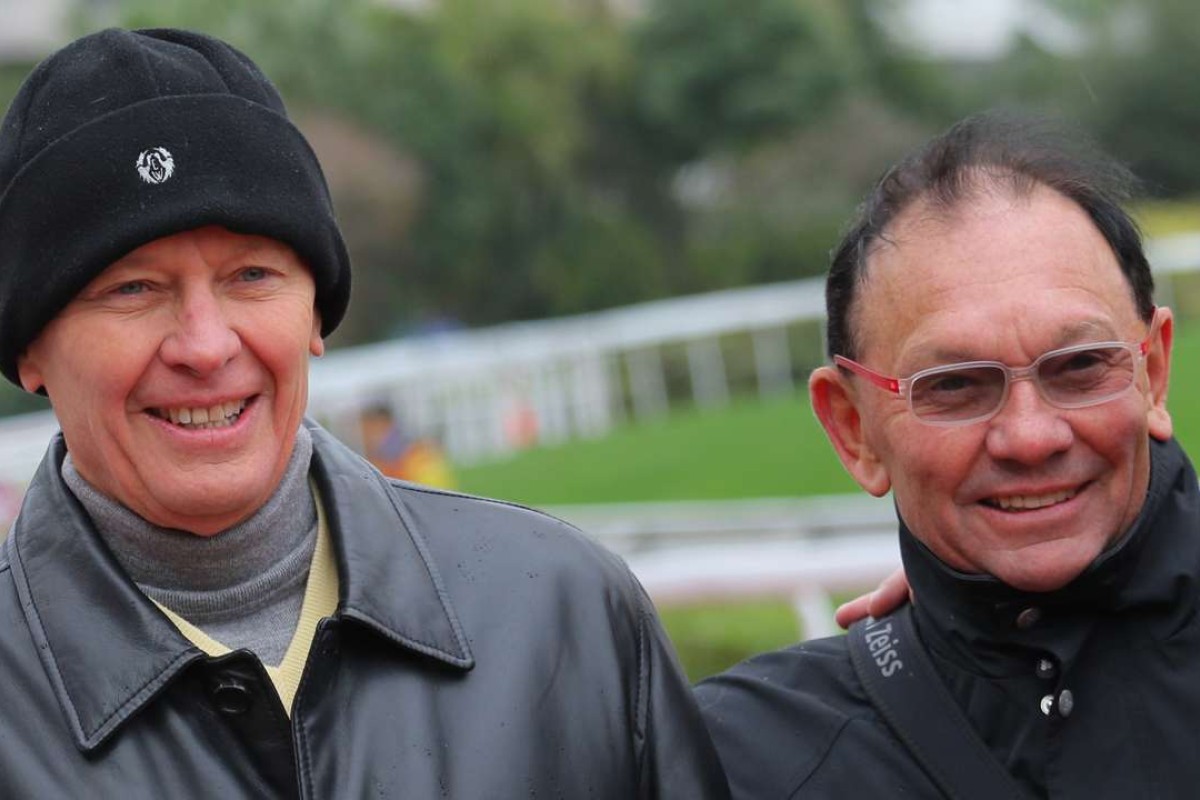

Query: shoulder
left=696, top=635, right=870, bottom=744
left=695, top=635, right=892, bottom=797
left=387, top=480, right=622, bottom=560
left=384, top=479, right=644, bottom=602
left=309, top=421, right=634, bottom=590
left=386, top=479, right=582, bottom=535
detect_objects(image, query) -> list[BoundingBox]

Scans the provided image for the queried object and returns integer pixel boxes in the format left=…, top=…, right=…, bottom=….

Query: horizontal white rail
left=550, top=495, right=901, bottom=639
left=548, top=494, right=896, bottom=553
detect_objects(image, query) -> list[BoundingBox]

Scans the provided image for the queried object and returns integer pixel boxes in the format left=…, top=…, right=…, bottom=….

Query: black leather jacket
left=698, top=437, right=1200, bottom=798
left=0, top=422, right=729, bottom=799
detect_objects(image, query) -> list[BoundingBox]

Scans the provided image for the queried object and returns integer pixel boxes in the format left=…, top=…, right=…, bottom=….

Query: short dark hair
left=825, top=111, right=1154, bottom=360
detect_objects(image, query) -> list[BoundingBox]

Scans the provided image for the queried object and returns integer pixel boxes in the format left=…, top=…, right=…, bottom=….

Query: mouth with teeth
left=149, top=398, right=250, bottom=430
left=982, top=487, right=1080, bottom=512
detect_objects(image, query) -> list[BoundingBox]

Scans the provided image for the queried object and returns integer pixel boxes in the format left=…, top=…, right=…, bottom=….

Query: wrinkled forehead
left=101, top=225, right=306, bottom=274
left=851, top=185, right=1141, bottom=362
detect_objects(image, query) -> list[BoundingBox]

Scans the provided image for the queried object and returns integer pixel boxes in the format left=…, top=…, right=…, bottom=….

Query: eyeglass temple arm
left=834, top=316, right=1155, bottom=396
left=833, top=355, right=902, bottom=394
left=1137, top=304, right=1156, bottom=355
left=1141, top=306, right=1159, bottom=355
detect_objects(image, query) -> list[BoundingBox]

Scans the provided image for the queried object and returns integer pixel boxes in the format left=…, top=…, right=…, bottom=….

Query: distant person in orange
left=359, top=404, right=456, bottom=488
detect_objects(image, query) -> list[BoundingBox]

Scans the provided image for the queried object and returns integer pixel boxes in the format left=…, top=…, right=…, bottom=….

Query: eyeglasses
left=835, top=333, right=1154, bottom=427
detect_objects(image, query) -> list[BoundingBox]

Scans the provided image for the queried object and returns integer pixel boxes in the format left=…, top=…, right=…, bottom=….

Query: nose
left=159, top=287, right=241, bottom=376
left=984, top=377, right=1073, bottom=465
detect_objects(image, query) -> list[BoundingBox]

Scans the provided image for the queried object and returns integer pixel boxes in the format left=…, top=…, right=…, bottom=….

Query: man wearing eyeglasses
left=695, top=112, right=1190, bottom=798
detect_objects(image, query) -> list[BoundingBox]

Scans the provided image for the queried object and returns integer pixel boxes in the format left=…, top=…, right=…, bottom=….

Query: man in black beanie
left=0, top=28, right=729, bottom=798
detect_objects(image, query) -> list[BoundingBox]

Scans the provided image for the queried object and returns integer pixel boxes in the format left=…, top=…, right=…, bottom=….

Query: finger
left=834, top=593, right=873, bottom=629
left=866, top=567, right=911, bottom=619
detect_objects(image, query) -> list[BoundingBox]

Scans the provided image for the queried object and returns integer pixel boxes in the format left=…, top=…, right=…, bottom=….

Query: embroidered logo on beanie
left=136, top=147, right=175, bottom=185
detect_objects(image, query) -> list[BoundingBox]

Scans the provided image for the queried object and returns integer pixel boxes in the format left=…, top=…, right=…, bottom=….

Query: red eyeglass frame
left=832, top=308, right=1159, bottom=424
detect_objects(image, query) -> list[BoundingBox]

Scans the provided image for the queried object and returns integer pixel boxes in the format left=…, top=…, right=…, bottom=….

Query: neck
left=62, top=425, right=316, bottom=594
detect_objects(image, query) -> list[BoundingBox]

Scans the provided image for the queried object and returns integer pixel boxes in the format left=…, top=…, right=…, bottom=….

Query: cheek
left=86, top=343, right=159, bottom=404
left=879, top=424, right=983, bottom=513
left=45, top=344, right=135, bottom=407
left=1078, top=398, right=1147, bottom=466
left=246, top=312, right=317, bottom=392
left=41, top=351, right=147, bottom=479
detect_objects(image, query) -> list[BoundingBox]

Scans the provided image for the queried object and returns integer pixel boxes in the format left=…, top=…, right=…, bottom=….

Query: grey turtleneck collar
left=61, top=425, right=319, bottom=665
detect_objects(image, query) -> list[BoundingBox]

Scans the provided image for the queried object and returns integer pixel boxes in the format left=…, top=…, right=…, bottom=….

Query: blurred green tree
left=631, top=0, right=848, bottom=162
left=630, top=0, right=944, bottom=289
left=1073, top=0, right=1200, bottom=197
left=68, top=0, right=993, bottom=340
left=96, top=0, right=870, bottom=332
left=886, top=0, right=1200, bottom=199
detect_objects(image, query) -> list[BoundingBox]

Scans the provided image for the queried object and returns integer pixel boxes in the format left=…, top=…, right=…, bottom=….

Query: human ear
left=16, top=350, right=45, bottom=394
left=1145, top=306, right=1173, bottom=442
left=809, top=365, right=891, bottom=496
left=309, top=312, right=325, bottom=357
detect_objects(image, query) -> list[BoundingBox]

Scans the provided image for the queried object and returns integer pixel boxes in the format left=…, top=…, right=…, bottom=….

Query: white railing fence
left=550, top=495, right=900, bottom=638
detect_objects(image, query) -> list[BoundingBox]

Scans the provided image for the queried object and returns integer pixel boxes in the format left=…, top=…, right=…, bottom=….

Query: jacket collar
left=8, top=421, right=472, bottom=753
left=7, top=435, right=203, bottom=752
left=903, top=436, right=1200, bottom=674
left=305, top=420, right=473, bottom=670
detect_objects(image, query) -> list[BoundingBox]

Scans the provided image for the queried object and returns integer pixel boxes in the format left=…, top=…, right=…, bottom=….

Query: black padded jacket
left=697, top=437, right=1200, bottom=799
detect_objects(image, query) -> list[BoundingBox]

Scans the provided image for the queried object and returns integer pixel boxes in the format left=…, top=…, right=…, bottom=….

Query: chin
left=147, top=485, right=270, bottom=534
left=996, top=570, right=1080, bottom=594
left=988, top=545, right=1105, bottom=593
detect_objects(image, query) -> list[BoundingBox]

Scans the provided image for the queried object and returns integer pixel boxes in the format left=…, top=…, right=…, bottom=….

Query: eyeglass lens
left=909, top=345, right=1137, bottom=422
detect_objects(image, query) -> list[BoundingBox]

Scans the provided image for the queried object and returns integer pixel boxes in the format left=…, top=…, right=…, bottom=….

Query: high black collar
left=901, top=437, right=1200, bottom=676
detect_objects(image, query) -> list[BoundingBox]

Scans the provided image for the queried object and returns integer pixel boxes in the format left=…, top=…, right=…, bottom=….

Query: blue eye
left=115, top=281, right=148, bottom=296
left=240, top=267, right=268, bottom=281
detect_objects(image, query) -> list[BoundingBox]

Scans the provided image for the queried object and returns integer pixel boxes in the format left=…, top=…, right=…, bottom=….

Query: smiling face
left=18, top=226, right=324, bottom=536
left=810, top=184, right=1173, bottom=591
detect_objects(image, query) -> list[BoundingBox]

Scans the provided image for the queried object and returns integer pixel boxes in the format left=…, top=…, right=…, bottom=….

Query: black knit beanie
left=0, top=28, right=352, bottom=388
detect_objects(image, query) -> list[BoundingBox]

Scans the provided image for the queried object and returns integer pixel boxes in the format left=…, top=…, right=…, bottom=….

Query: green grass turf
left=456, top=393, right=858, bottom=505
left=1166, top=317, right=1200, bottom=449
left=658, top=600, right=801, bottom=683
left=660, top=591, right=865, bottom=682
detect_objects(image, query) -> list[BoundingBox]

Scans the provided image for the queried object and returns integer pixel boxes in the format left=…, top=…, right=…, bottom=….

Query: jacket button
left=211, top=677, right=253, bottom=716
left=1057, top=689, right=1075, bottom=718
left=1015, top=607, right=1042, bottom=629
left=1035, top=658, right=1057, bottom=679
left=1040, top=694, right=1055, bottom=716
